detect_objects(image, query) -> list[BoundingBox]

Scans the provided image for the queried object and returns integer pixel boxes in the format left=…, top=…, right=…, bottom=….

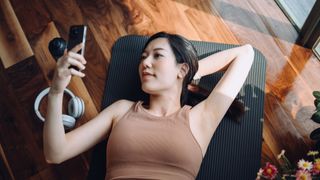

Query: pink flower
left=295, top=170, right=311, bottom=180
left=312, top=159, right=320, bottom=175
left=262, top=162, right=278, bottom=179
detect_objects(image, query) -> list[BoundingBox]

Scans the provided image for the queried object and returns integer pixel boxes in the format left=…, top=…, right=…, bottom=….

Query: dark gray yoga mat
left=87, top=35, right=266, bottom=180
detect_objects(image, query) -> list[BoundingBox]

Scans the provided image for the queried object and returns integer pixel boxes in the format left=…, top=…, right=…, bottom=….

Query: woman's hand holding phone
left=49, top=25, right=87, bottom=94
left=50, top=44, right=87, bottom=94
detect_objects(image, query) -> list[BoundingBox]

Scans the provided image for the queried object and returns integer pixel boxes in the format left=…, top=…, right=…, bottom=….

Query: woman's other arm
left=190, top=44, right=254, bottom=141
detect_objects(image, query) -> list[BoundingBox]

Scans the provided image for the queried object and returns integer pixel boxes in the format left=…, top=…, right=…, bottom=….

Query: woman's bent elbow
left=44, top=152, right=65, bottom=164
left=243, top=44, right=254, bottom=56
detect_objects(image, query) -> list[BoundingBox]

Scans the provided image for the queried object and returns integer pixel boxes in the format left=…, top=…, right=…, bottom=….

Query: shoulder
left=103, top=99, right=135, bottom=114
left=111, top=99, right=135, bottom=108
left=105, top=99, right=135, bottom=123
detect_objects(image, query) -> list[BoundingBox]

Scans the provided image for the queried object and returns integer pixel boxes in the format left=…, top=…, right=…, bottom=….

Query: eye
left=154, top=53, right=163, bottom=59
left=141, top=53, right=147, bottom=60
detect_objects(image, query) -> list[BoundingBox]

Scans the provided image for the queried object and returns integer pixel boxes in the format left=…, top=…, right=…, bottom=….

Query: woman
left=44, top=32, right=254, bottom=179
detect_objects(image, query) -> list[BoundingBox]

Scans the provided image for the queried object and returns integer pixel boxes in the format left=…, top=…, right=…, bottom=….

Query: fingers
left=70, top=59, right=85, bottom=71
left=59, top=52, right=86, bottom=71
left=187, top=84, right=199, bottom=92
left=62, top=57, right=86, bottom=70
left=69, top=68, right=85, bottom=77
left=68, top=51, right=87, bottom=64
left=55, top=44, right=86, bottom=78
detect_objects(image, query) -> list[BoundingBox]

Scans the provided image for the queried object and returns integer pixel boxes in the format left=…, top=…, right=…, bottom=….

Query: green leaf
left=317, top=102, right=320, bottom=111
left=315, top=99, right=320, bottom=108
left=310, top=128, right=320, bottom=140
left=313, top=91, right=320, bottom=99
left=311, top=111, right=320, bottom=124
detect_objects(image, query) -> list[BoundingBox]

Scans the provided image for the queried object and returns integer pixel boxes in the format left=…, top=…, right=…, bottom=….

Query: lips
left=142, top=70, right=154, bottom=76
left=141, top=71, right=155, bottom=80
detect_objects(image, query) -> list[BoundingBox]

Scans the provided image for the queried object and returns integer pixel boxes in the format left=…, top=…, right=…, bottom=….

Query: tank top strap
left=134, top=101, right=143, bottom=112
left=179, top=105, right=192, bottom=126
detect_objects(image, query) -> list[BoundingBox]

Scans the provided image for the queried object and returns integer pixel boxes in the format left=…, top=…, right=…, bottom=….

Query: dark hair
left=143, top=32, right=244, bottom=122
left=142, top=32, right=198, bottom=106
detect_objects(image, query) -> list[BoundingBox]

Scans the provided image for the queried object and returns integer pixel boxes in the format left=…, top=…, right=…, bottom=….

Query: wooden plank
left=182, top=1, right=239, bottom=43
left=43, top=0, right=85, bottom=39
left=0, top=143, right=15, bottom=180
left=77, top=0, right=128, bottom=63
left=28, top=157, right=88, bottom=180
left=0, top=0, right=33, bottom=68
left=0, top=56, right=89, bottom=179
left=9, top=0, right=51, bottom=46
left=0, top=57, right=49, bottom=179
left=139, top=0, right=201, bottom=38
left=261, top=141, right=280, bottom=167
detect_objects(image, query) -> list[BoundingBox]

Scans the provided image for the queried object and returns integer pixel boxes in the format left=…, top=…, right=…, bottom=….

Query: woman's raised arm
left=197, top=44, right=254, bottom=77
left=190, top=44, right=254, bottom=135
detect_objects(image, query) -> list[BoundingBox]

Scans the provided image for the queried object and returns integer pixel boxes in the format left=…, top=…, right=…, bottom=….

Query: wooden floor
left=1, top=0, right=320, bottom=179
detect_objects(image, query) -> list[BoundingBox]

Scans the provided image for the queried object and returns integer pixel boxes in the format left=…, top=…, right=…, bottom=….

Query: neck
left=147, top=89, right=182, bottom=117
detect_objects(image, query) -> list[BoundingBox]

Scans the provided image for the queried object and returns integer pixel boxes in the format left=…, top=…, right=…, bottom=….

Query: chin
left=141, top=85, right=154, bottom=94
left=141, top=83, right=159, bottom=94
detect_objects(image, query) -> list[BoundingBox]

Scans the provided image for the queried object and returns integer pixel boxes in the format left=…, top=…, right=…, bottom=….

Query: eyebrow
left=143, top=47, right=167, bottom=53
left=153, top=47, right=166, bottom=51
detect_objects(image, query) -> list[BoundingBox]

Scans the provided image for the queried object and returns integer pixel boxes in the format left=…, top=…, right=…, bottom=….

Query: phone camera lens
left=71, top=28, right=79, bottom=37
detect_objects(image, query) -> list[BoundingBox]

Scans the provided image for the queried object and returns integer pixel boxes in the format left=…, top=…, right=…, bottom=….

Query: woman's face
left=139, top=38, right=182, bottom=94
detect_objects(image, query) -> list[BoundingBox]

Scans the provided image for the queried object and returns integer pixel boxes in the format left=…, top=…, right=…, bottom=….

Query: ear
left=177, top=63, right=189, bottom=79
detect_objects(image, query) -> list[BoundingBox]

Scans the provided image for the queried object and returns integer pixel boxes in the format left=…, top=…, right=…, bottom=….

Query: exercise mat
left=87, top=35, right=266, bottom=180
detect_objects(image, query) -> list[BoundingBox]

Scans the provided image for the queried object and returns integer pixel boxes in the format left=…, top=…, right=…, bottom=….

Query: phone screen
left=67, top=25, right=87, bottom=56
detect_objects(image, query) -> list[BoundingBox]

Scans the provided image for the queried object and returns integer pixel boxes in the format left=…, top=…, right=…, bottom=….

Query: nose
left=141, top=56, right=152, bottom=68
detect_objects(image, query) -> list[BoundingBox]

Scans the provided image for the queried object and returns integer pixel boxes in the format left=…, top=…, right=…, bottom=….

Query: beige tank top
left=105, top=101, right=203, bottom=180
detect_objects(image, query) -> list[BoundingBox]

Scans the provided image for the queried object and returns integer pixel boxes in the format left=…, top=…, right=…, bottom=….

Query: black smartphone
left=67, top=25, right=87, bottom=71
left=67, top=25, right=87, bottom=56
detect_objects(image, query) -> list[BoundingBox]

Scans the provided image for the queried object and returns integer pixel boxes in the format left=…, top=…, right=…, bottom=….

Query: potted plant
left=256, top=91, right=320, bottom=179
left=310, top=91, right=320, bottom=149
left=256, top=150, right=320, bottom=179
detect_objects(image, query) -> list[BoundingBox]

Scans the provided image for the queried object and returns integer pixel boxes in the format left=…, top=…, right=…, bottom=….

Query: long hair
left=142, top=32, right=245, bottom=122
